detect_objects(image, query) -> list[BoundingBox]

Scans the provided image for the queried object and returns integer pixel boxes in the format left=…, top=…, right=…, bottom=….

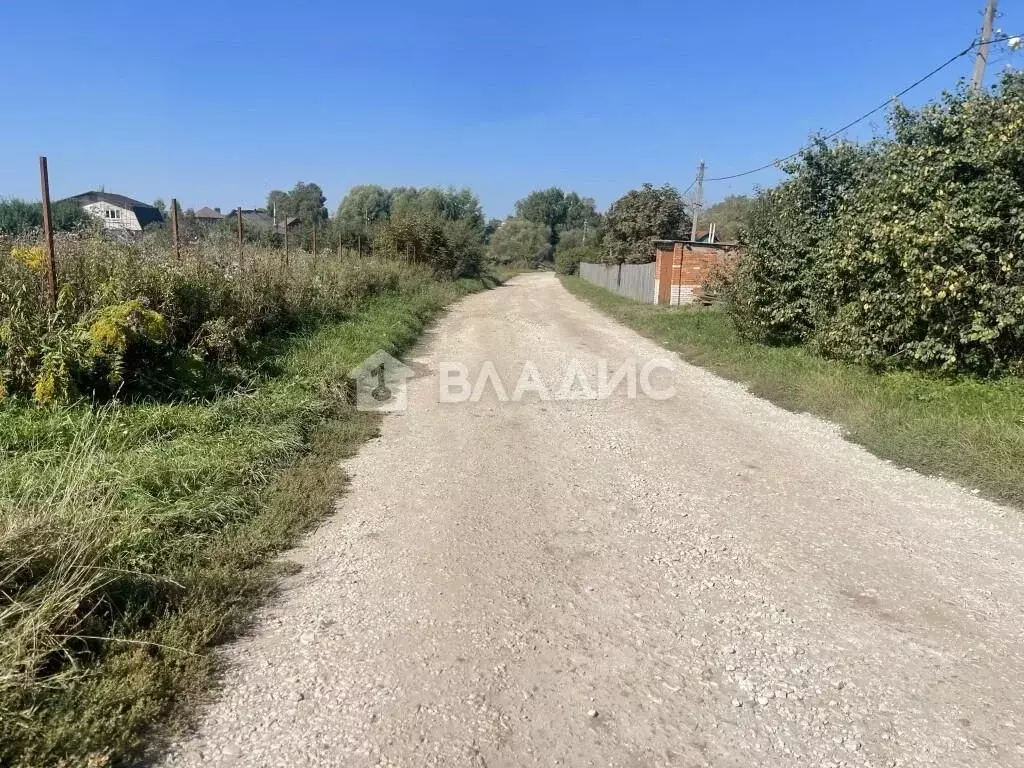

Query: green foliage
left=730, top=74, right=1024, bottom=374
left=556, top=226, right=602, bottom=252
left=554, top=246, right=597, bottom=275
left=514, top=188, right=600, bottom=248
left=703, top=194, right=756, bottom=242
left=0, top=200, right=90, bottom=235
left=0, top=234, right=435, bottom=403
left=604, top=183, right=691, bottom=264
left=265, top=182, right=328, bottom=250
left=728, top=139, right=867, bottom=346
left=372, top=210, right=484, bottom=278
left=487, top=217, right=552, bottom=266
left=0, top=274, right=494, bottom=767
left=0, top=200, right=41, bottom=235
left=333, top=185, right=393, bottom=249
left=333, top=185, right=485, bottom=256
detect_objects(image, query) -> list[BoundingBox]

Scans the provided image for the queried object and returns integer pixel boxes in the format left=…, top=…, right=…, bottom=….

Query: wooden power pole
left=237, top=207, right=244, bottom=264
left=171, top=198, right=180, bottom=260
left=972, top=0, right=999, bottom=91
left=38, top=156, right=58, bottom=311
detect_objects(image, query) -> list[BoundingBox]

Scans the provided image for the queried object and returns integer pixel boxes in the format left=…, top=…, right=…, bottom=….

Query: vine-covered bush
left=728, top=74, right=1024, bottom=375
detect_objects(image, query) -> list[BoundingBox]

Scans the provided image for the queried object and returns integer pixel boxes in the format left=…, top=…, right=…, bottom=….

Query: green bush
left=554, top=246, right=597, bottom=275
left=0, top=233, right=434, bottom=403
left=728, top=73, right=1024, bottom=375
left=0, top=199, right=92, bottom=235
left=487, top=218, right=552, bottom=267
left=372, top=210, right=484, bottom=278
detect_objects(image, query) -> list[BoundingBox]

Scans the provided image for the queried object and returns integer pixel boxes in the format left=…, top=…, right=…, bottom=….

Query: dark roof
left=194, top=206, right=224, bottom=220
left=234, top=209, right=300, bottom=234
left=61, top=191, right=164, bottom=228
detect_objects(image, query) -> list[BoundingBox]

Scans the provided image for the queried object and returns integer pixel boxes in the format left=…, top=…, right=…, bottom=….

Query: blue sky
left=2, top=1, right=1020, bottom=217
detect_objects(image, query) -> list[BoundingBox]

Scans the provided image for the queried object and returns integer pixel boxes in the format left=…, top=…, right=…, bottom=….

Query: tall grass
left=0, top=233, right=434, bottom=404
left=0, top=233, right=498, bottom=766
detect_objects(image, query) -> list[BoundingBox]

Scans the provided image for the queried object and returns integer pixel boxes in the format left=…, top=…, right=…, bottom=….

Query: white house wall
left=82, top=201, right=142, bottom=231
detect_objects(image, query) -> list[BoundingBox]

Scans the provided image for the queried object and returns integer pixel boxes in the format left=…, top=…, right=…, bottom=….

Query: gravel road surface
left=160, top=272, right=1024, bottom=767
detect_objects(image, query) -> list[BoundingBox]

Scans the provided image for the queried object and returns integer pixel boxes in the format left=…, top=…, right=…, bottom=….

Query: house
left=194, top=207, right=224, bottom=222
left=61, top=191, right=163, bottom=231
left=233, top=209, right=300, bottom=235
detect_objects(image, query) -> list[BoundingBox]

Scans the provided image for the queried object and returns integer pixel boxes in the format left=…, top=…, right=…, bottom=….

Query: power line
left=705, top=34, right=1018, bottom=183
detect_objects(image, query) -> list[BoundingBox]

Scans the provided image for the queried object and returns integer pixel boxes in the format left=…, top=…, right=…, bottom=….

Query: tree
left=152, top=198, right=168, bottom=217
left=515, top=187, right=567, bottom=236
left=391, top=187, right=484, bottom=231
left=0, top=198, right=90, bottom=234
left=488, top=218, right=552, bottom=266
left=563, top=193, right=600, bottom=231
left=333, top=185, right=392, bottom=251
left=264, top=182, right=328, bottom=249
left=604, top=183, right=691, bottom=263
left=483, top=218, right=502, bottom=243
left=703, top=195, right=756, bottom=242
left=266, top=190, right=289, bottom=220
left=515, top=188, right=601, bottom=248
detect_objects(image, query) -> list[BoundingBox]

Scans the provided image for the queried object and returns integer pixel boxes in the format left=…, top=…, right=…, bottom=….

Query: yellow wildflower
left=10, top=245, right=46, bottom=273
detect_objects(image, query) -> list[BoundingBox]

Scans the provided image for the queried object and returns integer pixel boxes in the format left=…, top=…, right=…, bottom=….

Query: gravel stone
left=156, top=274, right=1024, bottom=767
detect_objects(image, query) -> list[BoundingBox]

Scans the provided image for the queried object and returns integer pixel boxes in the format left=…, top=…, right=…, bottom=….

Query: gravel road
left=160, top=272, right=1024, bottom=768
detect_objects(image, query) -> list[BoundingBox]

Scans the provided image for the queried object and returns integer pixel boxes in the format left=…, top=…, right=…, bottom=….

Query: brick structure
left=653, top=240, right=738, bottom=305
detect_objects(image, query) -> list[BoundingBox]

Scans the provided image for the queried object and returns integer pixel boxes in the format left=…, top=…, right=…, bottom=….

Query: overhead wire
left=704, top=34, right=1020, bottom=182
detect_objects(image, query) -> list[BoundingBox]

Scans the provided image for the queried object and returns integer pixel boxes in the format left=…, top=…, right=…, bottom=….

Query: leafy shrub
left=487, top=218, right=551, bottom=267
left=372, top=210, right=484, bottom=278
left=554, top=246, right=598, bottom=275
left=727, top=74, right=1024, bottom=375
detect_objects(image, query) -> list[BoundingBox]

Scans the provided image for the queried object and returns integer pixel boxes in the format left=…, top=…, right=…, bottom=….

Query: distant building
left=194, top=206, right=224, bottom=222
left=61, top=191, right=163, bottom=231
left=233, top=209, right=300, bottom=235
left=652, top=240, right=739, bottom=305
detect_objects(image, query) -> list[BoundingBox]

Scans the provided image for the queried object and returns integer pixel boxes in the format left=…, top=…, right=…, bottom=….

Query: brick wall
left=654, top=242, right=737, bottom=305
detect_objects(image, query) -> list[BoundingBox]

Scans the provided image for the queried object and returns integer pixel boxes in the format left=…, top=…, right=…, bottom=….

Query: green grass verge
left=1, top=275, right=497, bottom=768
left=561, top=275, right=1024, bottom=507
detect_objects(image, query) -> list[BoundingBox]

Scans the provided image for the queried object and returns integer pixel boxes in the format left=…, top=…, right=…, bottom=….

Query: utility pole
left=689, top=160, right=705, bottom=242
left=583, top=219, right=589, bottom=246
left=972, top=0, right=999, bottom=92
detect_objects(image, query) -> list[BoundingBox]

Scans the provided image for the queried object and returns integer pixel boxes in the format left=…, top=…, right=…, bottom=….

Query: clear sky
left=2, top=1, right=1020, bottom=218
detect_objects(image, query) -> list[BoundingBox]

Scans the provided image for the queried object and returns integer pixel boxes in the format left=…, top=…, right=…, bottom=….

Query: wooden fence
left=578, top=261, right=656, bottom=304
